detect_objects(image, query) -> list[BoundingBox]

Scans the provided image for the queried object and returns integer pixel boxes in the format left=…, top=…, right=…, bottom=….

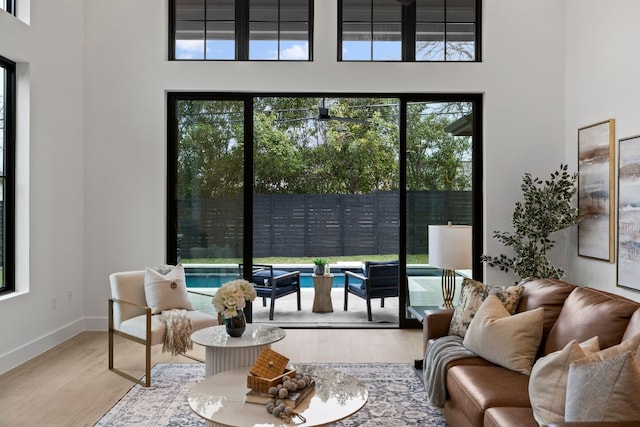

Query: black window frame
left=338, top=0, right=481, bottom=62
left=169, top=0, right=314, bottom=61
left=166, top=92, right=483, bottom=328
left=1, top=0, right=15, bottom=15
left=0, top=55, right=16, bottom=296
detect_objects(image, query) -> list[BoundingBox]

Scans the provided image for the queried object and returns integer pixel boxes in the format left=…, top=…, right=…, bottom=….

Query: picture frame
left=617, top=134, right=640, bottom=291
left=577, top=119, right=615, bottom=262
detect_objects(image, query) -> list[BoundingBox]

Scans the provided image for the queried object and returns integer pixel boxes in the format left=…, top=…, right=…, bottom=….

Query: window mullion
left=237, top=0, right=249, bottom=60
left=402, top=2, right=416, bottom=61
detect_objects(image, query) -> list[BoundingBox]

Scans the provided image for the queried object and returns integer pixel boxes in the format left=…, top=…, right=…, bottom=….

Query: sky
left=175, top=39, right=404, bottom=61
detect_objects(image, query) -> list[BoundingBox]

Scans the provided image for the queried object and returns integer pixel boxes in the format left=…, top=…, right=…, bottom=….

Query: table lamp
left=428, top=223, right=472, bottom=309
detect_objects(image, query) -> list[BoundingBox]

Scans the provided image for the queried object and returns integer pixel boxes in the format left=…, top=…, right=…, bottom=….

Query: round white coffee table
left=191, top=324, right=286, bottom=377
left=189, top=364, right=368, bottom=427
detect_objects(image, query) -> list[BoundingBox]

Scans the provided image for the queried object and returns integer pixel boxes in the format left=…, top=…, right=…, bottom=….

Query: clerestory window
left=170, top=0, right=314, bottom=61
left=339, top=0, right=480, bottom=62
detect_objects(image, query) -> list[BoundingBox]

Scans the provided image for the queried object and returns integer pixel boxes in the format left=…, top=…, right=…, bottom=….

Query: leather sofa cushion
left=446, top=365, right=531, bottom=427
left=517, top=278, right=576, bottom=348
left=544, top=287, right=639, bottom=354
left=623, top=308, right=640, bottom=341
left=485, top=407, right=538, bottom=427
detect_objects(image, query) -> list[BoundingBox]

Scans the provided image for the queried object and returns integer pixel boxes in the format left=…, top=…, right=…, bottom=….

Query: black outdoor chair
left=343, top=261, right=400, bottom=321
left=242, top=264, right=301, bottom=321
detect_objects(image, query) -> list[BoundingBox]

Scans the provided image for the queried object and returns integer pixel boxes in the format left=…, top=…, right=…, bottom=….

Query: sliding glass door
left=403, top=97, right=481, bottom=325
left=168, top=93, right=482, bottom=327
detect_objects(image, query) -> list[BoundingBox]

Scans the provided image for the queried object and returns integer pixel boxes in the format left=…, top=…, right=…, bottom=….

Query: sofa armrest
left=422, top=308, right=454, bottom=355
left=549, top=423, right=640, bottom=427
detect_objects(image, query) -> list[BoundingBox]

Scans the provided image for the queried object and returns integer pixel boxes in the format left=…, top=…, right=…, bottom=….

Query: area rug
left=94, top=363, right=448, bottom=427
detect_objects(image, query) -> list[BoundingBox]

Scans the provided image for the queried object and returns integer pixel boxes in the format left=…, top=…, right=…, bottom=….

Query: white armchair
left=108, top=269, right=217, bottom=387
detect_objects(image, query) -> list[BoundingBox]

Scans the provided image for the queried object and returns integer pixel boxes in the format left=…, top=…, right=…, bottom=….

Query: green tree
left=177, top=100, right=244, bottom=198
left=406, top=102, right=472, bottom=191
left=178, top=97, right=472, bottom=196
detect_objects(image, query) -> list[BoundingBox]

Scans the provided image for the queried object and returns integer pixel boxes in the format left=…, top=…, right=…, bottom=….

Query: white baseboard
left=0, top=319, right=84, bottom=376
left=84, top=316, right=108, bottom=331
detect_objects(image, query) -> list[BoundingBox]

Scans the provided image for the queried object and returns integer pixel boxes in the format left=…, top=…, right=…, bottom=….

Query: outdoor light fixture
left=428, top=223, right=472, bottom=309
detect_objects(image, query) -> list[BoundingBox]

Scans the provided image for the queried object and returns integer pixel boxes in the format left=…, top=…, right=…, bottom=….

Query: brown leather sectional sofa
left=422, top=278, right=640, bottom=427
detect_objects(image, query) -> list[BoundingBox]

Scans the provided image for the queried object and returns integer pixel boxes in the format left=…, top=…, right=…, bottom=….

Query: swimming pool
left=186, top=272, right=346, bottom=288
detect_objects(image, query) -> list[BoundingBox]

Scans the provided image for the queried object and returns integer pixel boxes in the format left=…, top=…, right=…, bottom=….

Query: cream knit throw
left=159, top=309, right=193, bottom=356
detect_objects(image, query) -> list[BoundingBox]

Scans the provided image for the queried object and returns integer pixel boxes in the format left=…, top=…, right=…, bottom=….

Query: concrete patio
left=189, top=275, right=462, bottom=328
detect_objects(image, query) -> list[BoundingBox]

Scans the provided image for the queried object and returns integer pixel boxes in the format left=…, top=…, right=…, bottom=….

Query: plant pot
left=313, top=265, right=326, bottom=276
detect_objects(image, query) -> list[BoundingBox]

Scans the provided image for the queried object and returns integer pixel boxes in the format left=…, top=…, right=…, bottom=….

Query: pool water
left=186, top=273, right=347, bottom=288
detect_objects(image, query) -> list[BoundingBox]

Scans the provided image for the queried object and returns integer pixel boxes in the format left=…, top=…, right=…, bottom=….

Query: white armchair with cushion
left=108, top=265, right=217, bottom=386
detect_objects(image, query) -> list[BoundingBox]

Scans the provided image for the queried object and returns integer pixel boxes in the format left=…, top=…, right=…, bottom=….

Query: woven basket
left=247, top=348, right=295, bottom=393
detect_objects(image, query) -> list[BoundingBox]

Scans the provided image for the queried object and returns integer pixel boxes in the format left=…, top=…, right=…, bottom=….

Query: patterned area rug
left=94, top=363, right=448, bottom=427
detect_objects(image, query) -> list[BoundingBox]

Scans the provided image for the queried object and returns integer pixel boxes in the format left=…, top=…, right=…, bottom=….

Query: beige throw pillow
left=144, top=263, right=194, bottom=314
left=463, top=294, right=544, bottom=375
left=565, top=334, right=640, bottom=422
left=449, top=278, right=524, bottom=338
left=529, top=337, right=600, bottom=426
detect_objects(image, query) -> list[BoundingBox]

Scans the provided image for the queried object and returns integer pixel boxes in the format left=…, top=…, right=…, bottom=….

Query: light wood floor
left=0, top=328, right=423, bottom=427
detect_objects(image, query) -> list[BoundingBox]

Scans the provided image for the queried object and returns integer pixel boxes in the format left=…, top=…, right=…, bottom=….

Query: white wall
left=0, top=0, right=572, bottom=373
left=564, top=0, right=640, bottom=301
left=0, top=0, right=85, bottom=374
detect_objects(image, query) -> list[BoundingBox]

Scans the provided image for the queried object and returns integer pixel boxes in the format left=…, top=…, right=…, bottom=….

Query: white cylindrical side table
left=191, top=324, right=286, bottom=377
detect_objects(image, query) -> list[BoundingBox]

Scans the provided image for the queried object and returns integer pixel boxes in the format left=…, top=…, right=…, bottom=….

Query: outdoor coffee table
left=191, top=324, right=286, bottom=377
left=189, top=364, right=368, bottom=427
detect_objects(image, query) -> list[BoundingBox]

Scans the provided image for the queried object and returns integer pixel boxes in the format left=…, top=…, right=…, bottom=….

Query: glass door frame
left=167, top=92, right=483, bottom=328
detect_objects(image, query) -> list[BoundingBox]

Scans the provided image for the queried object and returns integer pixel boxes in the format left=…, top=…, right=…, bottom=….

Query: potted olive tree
left=482, top=164, right=581, bottom=281
left=313, top=258, right=329, bottom=275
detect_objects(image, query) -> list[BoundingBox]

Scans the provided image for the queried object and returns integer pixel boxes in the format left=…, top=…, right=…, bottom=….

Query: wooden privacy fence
left=178, top=191, right=472, bottom=259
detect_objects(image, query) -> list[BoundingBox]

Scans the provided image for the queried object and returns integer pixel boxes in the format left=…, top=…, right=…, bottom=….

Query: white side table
left=191, top=324, right=286, bottom=377
left=312, top=274, right=334, bottom=313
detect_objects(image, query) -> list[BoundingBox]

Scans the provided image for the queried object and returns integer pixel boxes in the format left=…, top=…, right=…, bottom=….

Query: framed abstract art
left=577, top=119, right=615, bottom=262
left=617, top=134, right=640, bottom=291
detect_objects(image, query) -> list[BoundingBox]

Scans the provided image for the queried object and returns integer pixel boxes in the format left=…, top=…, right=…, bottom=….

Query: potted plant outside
left=313, top=258, right=329, bottom=276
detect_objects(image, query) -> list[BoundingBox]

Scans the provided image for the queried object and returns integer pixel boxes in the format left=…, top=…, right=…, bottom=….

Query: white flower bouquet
left=212, top=279, right=257, bottom=319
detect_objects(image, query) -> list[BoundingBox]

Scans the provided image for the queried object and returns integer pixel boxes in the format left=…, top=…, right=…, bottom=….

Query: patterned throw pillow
left=448, top=278, right=524, bottom=338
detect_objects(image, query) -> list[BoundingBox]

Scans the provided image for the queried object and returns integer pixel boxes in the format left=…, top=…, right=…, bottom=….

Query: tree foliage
left=481, top=164, right=581, bottom=280
left=177, top=97, right=473, bottom=197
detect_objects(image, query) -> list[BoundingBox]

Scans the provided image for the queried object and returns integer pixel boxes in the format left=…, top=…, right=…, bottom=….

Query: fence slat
left=178, top=191, right=472, bottom=259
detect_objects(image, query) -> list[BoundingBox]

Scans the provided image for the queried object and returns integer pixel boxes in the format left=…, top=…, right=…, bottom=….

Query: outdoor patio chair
left=243, top=264, right=301, bottom=320
left=343, top=261, right=400, bottom=321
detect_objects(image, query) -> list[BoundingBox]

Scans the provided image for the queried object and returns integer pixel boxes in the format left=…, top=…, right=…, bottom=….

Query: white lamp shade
left=428, top=225, right=472, bottom=270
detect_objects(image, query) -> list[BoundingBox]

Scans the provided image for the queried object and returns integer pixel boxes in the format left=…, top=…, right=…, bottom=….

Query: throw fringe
left=159, top=309, right=193, bottom=356
left=423, top=335, right=477, bottom=407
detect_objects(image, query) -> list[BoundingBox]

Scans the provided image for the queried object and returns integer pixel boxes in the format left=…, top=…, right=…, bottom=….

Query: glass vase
left=225, top=309, right=246, bottom=337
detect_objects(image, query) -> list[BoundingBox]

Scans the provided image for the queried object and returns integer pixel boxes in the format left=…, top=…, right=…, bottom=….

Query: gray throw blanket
left=423, top=335, right=477, bottom=407
left=159, top=309, right=193, bottom=356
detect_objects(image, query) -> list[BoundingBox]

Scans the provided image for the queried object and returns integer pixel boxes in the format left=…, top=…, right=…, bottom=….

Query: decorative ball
left=278, top=388, right=289, bottom=398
